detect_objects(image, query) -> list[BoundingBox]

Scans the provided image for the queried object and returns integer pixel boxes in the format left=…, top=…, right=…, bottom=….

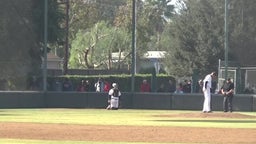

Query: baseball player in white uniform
left=107, top=83, right=121, bottom=110
left=202, top=72, right=217, bottom=113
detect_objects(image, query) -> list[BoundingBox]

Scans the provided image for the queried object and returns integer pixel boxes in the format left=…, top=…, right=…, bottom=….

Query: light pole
left=131, top=0, right=136, bottom=92
left=63, top=0, right=69, bottom=75
left=224, top=0, right=229, bottom=80
left=43, top=0, right=48, bottom=92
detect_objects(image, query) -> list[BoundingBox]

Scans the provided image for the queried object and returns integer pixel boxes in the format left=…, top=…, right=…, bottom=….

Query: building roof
left=111, top=52, right=126, bottom=60
left=47, top=53, right=62, bottom=62
left=111, top=51, right=167, bottom=60
left=143, top=51, right=166, bottom=59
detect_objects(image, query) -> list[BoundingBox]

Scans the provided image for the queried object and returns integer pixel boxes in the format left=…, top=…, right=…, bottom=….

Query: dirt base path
left=1, top=122, right=256, bottom=143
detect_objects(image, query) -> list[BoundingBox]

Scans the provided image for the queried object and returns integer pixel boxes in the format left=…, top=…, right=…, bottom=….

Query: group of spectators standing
left=61, top=77, right=192, bottom=94
left=140, top=79, right=192, bottom=94
left=61, top=77, right=112, bottom=92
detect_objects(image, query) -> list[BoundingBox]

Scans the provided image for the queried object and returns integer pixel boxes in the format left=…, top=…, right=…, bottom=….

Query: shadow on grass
left=0, top=112, right=27, bottom=116
left=154, top=119, right=256, bottom=123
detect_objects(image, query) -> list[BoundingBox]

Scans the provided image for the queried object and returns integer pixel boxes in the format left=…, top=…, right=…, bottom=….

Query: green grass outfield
left=0, top=109, right=255, bottom=144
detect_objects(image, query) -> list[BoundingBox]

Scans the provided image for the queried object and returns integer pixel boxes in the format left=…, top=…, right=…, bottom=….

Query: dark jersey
left=113, top=88, right=119, bottom=97
left=222, top=82, right=234, bottom=92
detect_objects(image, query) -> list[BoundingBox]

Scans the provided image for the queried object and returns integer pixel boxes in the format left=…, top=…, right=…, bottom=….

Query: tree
left=0, top=0, right=64, bottom=90
left=162, top=0, right=256, bottom=77
left=68, top=0, right=132, bottom=70
left=228, top=0, right=256, bottom=66
left=32, top=0, right=65, bottom=71
left=140, top=0, right=175, bottom=51
left=69, top=21, right=130, bottom=69
left=69, top=0, right=126, bottom=41
left=162, top=0, right=224, bottom=77
left=0, top=0, right=38, bottom=90
left=32, top=0, right=65, bottom=44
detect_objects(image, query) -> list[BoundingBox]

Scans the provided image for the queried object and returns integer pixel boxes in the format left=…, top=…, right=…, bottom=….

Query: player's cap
left=112, top=83, right=118, bottom=88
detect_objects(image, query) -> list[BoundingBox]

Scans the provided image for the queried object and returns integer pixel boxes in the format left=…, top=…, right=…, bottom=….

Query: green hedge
left=48, top=74, right=175, bottom=92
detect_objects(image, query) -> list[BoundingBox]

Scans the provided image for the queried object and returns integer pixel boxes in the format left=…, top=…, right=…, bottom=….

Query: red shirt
left=140, top=83, right=150, bottom=92
left=104, top=82, right=111, bottom=92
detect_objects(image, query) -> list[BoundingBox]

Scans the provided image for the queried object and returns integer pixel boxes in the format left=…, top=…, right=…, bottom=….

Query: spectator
left=140, top=79, right=151, bottom=92
left=174, top=83, right=183, bottom=94
left=104, top=80, right=111, bottom=92
left=62, top=78, right=73, bottom=91
left=196, top=79, right=203, bottom=93
left=244, top=86, right=254, bottom=94
left=76, top=79, right=86, bottom=92
left=53, top=79, right=62, bottom=91
left=157, top=83, right=165, bottom=92
left=95, top=78, right=104, bottom=92
left=29, top=76, right=39, bottom=90
left=167, top=79, right=176, bottom=93
left=85, top=80, right=94, bottom=92
left=183, top=80, right=192, bottom=93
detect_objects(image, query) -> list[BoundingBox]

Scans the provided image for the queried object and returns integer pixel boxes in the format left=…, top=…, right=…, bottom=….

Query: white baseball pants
left=203, top=88, right=211, bottom=112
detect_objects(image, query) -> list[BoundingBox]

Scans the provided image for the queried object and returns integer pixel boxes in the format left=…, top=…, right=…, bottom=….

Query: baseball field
left=0, top=109, right=255, bottom=144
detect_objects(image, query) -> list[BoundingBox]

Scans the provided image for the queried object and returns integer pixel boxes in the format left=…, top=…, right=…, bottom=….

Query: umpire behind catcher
left=107, top=83, right=121, bottom=110
left=221, top=78, right=234, bottom=112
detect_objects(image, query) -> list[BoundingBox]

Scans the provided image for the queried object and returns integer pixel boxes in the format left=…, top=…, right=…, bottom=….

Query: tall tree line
left=1, top=0, right=256, bottom=89
left=162, top=0, right=256, bottom=77
left=0, top=0, right=64, bottom=90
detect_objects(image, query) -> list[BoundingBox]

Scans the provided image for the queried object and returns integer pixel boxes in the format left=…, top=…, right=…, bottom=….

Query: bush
left=48, top=74, right=175, bottom=92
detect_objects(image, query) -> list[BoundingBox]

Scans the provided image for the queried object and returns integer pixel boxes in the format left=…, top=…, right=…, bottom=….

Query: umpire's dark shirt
left=222, top=82, right=234, bottom=92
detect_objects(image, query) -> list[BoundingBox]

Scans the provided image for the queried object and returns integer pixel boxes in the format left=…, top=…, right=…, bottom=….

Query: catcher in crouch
left=106, top=83, right=121, bottom=110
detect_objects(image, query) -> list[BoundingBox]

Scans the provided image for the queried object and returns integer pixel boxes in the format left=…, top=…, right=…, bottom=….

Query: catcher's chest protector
left=113, top=88, right=119, bottom=97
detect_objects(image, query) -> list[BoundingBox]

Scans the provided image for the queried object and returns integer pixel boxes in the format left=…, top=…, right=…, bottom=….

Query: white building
left=46, top=53, right=63, bottom=69
left=140, top=51, right=166, bottom=74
